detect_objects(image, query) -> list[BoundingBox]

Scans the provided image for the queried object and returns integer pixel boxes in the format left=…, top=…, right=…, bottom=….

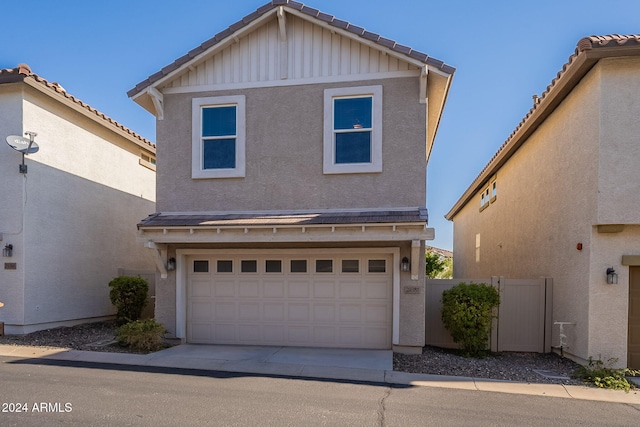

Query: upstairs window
left=324, top=86, right=382, bottom=174
left=192, top=95, right=245, bottom=179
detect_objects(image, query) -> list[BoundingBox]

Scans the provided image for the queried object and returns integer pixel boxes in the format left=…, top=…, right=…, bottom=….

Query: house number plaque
left=403, top=286, right=421, bottom=294
left=4, top=263, right=16, bottom=270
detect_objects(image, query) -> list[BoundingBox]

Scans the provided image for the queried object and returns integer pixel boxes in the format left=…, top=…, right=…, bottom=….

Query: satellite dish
left=6, top=135, right=39, bottom=154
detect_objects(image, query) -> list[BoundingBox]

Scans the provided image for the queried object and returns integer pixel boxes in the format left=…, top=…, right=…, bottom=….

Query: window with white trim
left=192, top=95, right=246, bottom=179
left=323, top=86, right=382, bottom=174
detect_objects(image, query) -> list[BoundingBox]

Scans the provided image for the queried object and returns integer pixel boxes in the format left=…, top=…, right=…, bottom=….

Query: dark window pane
left=290, top=260, right=307, bottom=273
left=368, top=259, right=386, bottom=273
left=202, top=106, right=236, bottom=137
left=241, top=260, right=257, bottom=273
left=342, top=260, right=359, bottom=273
left=316, top=260, right=333, bottom=273
left=193, top=260, right=209, bottom=273
left=335, top=132, right=371, bottom=164
left=217, top=260, right=233, bottom=273
left=265, top=260, right=282, bottom=273
left=334, top=97, right=372, bottom=130
left=203, top=139, right=236, bottom=169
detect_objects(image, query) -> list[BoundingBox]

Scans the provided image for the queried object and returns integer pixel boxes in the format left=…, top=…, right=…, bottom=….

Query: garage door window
left=342, top=260, right=359, bottom=273
left=241, top=260, right=257, bottom=273
left=193, top=260, right=209, bottom=273
left=265, top=260, right=282, bottom=273
left=290, top=260, right=307, bottom=273
left=368, top=259, right=386, bottom=273
left=316, top=260, right=333, bottom=273
left=217, top=260, right=233, bottom=273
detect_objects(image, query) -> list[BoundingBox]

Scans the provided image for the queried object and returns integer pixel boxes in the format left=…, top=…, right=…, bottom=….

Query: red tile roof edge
left=0, top=63, right=155, bottom=150
left=446, top=34, right=640, bottom=219
left=127, top=0, right=455, bottom=98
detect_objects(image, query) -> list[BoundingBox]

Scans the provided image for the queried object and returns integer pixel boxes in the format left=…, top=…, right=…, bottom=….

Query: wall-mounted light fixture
left=167, top=257, right=176, bottom=271
left=606, top=267, right=618, bottom=284
left=401, top=256, right=410, bottom=272
left=2, top=244, right=13, bottom=257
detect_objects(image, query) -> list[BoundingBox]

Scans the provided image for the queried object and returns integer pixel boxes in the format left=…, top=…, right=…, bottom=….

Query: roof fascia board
left=426, top=72, right=454, bottom=163
left=23, top=77, right=155, bottom=154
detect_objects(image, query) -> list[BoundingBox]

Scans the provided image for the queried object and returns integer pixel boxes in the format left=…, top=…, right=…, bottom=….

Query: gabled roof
left=446, top=34, right=640, bottom=220
left=127, top=0, right=454, bottom=99
left=0, top=64, right=155, bottom=152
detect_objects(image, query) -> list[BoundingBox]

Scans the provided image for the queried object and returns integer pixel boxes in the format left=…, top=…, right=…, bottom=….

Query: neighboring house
left=128, top=0, right=454, bottom=352
left=0, top=64, right=156, bottom=334
left=446, top=35, right=640, bottom=368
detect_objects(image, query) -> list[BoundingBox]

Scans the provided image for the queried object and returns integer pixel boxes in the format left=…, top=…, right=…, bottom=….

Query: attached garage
left=185, top=250, right=394, bottom=349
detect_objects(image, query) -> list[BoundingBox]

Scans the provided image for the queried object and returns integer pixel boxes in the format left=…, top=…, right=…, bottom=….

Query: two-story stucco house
left=446, top=35, right=640, bottom=368
left=128, top=1, right=454, bottom=353
left=0, top=64, right=156, bottom=334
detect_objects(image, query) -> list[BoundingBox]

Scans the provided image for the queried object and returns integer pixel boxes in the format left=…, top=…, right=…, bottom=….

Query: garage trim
left=175, top=247, right=401, bottom=345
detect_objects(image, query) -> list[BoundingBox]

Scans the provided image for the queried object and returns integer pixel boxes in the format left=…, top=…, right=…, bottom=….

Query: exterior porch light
left=2, top=244, right=13, bottom=257
left=167, top=257, right=176, bottom=271
left=401, top=256, right=410, bottom=272
left=606, top=267, right=618, bottom=284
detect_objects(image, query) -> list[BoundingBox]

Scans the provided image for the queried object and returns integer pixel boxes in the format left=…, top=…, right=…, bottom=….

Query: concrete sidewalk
left=1, top=343, right=639, bottom=404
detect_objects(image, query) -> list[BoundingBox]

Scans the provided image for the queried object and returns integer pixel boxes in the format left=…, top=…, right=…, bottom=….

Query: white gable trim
left=162, top=70, right=419, bottom=95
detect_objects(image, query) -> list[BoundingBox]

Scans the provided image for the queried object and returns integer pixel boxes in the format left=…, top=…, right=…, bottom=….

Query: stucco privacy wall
left=0, top=86, right=26, bottom=326
left=452, top=65, right=602, bottom=360
left=597, top=57, right=640, bottom=224
left=157, top=77, right=426, bottom=212
left=1, top=86, right=156, bottom=332
left=154, top=240, right=426, bottom=348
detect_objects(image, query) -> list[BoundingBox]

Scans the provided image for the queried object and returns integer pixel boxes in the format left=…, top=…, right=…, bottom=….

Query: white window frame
left=192, top=95, right=246, bottom=179
left=323, top=85, right=382, bottom=174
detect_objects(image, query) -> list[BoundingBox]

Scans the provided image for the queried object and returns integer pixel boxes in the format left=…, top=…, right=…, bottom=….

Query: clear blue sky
left=3, top=0, right=639, bottom=250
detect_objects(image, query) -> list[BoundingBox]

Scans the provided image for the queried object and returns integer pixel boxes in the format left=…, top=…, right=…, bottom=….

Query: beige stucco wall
left=451, top=64, right=603, bottom=361
left=597, top=57, right=640, bottom=224
left=0, top=83, right=156, bottom=332
left=156, top=77, right=427, bottom=212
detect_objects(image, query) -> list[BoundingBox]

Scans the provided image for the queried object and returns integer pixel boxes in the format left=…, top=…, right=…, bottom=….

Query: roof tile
left=409, top=50, right=428, bottom=62
left=346, top=24, right=365, bottom=36
left=330, top=18, right=349, bottom=29
left=377, top=37, right=396, bottom=48
left=317, top=11, right=333, bottom=23
left=362, top=31, right=380, bottom=42
left=242, top=10, right=260, bottom=24
left=287, top=1, right=304, bottom=11
left=228, top=20, right=245, bottom=32
left=300, top=5, right=320, bottom=17
left=392, top=43, right=411, bottom=55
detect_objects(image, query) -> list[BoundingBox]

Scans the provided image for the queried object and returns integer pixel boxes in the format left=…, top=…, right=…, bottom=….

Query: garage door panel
left=313, top=281, right=336, bottom=298
left=214, top=302, right=236, bottom=320
left=190, top=301, right=213, bottom=320
left=288, top=303, right=311, bottom=321
left=339, top=304, right=362, bottom=322
left=313, top=304, right=336, bottom=322
left=238, top=325, right=261, bottom=341
left=263, top=303, right=285, bottom=321
left=288, top=326, right=311, bottom=344
left=288, top=280, right=311, bottom=298
left=264, top=280, right=286, bottom=298
left=238, top=302, right=261, bottom=321
left=188, top=253, right=392, bottom=349
left=214, top=280, right=236, bottom=297
left=339, top=281, right=362, bottom=298
left=191, top=279, right=212, bottom=297
left=239, top=280, right=260, bottom=297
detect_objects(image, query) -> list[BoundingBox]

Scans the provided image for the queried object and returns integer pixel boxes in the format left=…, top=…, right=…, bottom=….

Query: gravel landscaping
left=0, top=321, right=584, bottom=384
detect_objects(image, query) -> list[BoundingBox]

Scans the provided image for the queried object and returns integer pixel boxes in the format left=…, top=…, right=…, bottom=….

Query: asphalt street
left=1, top=356, right=639, bottom=426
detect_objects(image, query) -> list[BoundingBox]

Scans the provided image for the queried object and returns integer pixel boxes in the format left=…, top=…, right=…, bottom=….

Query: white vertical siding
left=164, top=15, right=418, bottom=91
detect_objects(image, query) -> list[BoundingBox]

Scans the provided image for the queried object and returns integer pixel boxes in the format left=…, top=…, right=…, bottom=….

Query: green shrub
left=441, top=282, right=500, bottom=357
left=117, top=319, right=167, bottom=353
left=574, top=357, right=640, bottom=392
left=108, top=276, right=149, bottom=325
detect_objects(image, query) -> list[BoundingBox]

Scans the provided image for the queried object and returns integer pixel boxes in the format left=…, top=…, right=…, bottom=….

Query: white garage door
left=187, top=252, right=393, bottom=349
